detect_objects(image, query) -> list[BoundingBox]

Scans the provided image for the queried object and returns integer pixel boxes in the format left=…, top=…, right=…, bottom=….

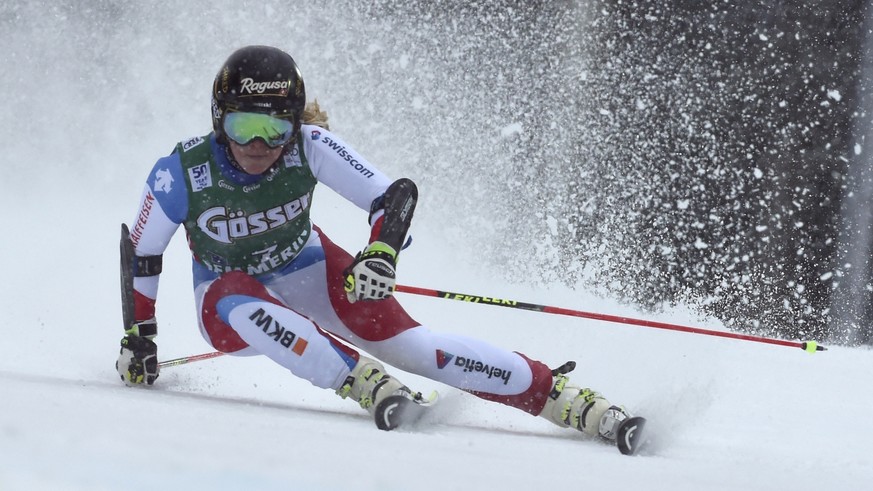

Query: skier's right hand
left=116, top=321, right=159, bottom=385
left=343, top=241, right=397, bottom=303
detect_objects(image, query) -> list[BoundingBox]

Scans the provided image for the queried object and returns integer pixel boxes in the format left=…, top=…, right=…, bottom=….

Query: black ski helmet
left=212, top=45, right=306, bottom=145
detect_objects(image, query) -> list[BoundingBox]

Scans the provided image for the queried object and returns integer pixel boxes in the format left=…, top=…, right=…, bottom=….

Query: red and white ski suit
left=129, top=125, right=554, bottom=415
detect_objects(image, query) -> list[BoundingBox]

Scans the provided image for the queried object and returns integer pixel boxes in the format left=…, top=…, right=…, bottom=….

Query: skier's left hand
left=116, top=324, right=160, bottom=386
left=344, top=241, right=397, bottom=303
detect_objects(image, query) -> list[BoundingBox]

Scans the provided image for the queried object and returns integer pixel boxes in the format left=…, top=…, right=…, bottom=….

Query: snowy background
left=1, top=2, right=871, bottom=490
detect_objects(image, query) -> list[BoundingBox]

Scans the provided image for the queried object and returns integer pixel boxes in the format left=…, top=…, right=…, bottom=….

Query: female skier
left=116, top=45, right=640, bottom=451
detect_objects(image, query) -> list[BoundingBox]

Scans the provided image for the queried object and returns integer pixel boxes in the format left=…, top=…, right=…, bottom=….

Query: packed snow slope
left=1, top=2, right=871, bottom=490
left=2, top=171, right=871, bottom=491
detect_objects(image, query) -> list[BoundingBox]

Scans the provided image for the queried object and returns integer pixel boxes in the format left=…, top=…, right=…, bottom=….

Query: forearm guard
left=120, top=223, right=162, bottom=333
left=369, top=178, right=418, bottom=253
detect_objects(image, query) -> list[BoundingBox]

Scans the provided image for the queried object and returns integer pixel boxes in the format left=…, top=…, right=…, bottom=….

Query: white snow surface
left=2, top=3, right=872, bottom=490
left=2, top=183, right=871, bottom=491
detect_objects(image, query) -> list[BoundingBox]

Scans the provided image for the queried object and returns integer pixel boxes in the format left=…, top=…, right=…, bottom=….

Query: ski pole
left=158, top=351, right=225, bottom=369
left=394, top=284, right=826, bottom=353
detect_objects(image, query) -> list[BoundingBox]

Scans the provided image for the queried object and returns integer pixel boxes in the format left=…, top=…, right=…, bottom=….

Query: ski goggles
left=223, top=112, right=295, bottom=148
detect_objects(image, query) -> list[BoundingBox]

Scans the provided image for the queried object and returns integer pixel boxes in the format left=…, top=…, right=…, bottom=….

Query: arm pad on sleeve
left=369, top=178, right=418, bottom=253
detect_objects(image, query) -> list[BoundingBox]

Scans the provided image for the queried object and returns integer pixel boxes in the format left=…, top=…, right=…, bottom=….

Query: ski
left=615, top=416, right=648, bottom=455
left=374, top=390, right=438, bottom=431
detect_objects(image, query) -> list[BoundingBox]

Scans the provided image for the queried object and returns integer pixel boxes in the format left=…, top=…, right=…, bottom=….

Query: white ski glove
left=343, top=241, right=397, bottom=303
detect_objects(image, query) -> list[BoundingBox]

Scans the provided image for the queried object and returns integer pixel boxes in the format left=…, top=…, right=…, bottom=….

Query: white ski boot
left=541, top=362, right=631, bottom=441
left=336, top=356, right=435, bottom=430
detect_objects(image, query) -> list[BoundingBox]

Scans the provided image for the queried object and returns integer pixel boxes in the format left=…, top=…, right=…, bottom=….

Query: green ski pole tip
left=802, top=341, right=825, bottom=353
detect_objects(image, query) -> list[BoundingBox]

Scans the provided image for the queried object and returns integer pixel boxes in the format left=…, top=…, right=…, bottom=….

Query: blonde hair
left=302, top=99, right=329, bottom=130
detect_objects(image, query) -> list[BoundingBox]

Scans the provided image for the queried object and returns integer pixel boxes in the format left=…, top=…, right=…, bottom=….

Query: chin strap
left=222, top=145, right=250, bottom=173
left=222, top=143, right=288, bottom=175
